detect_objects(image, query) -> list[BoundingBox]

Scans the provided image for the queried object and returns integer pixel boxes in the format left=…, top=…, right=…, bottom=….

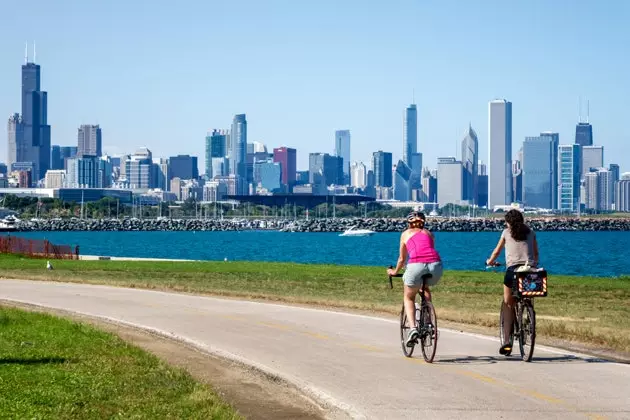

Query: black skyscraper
left=575, top=123, right=593, bottom=147
left=17, top=54, right=51, bottom=180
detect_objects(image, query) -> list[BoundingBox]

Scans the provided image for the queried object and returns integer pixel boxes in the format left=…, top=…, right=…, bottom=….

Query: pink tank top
left=406, top=231, right=441, bottom=264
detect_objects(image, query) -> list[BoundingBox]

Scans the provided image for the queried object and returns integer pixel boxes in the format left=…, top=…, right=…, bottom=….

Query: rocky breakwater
left=16, top=218, right=291, bottom=232
left=281, top=217, right=630, bottom=233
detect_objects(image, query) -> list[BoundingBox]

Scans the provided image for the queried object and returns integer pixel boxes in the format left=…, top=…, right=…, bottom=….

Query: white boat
left=339, top=227, right=375, bottom=237
left=0, top=215, right=19, bottom=232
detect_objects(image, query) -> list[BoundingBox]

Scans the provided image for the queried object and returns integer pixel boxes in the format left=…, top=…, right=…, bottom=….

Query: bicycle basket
left=513, top=269, right=548, bottom=297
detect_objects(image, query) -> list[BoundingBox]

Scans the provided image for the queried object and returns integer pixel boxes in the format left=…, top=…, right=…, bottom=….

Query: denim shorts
left=403, top=262, right=443, bottom=288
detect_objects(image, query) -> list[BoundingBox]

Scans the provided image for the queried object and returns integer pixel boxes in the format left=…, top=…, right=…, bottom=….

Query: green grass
left=0, top=306, right=241, bottom=419
left=1, top=254, right=629, bottom=355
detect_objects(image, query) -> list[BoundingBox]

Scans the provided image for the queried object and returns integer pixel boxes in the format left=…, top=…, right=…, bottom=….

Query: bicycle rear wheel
left=518, top=301, right=536, bottom=362
left=499, top=300, right=514, bottom=357
left=420, top=301, right=438, bottom=363
left=400, top=305, right=415, bottom=357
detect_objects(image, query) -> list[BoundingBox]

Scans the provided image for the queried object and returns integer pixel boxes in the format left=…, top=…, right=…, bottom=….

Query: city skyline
left=0, top=2, right=628, bottom=172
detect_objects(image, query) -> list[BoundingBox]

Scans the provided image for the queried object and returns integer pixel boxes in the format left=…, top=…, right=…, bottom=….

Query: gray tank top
left=501, top=228, right=536, bottom=267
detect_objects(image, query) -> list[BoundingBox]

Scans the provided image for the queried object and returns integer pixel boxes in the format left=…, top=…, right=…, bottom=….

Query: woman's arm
left=388, top=233, right=408, bottom=275
left=486, top=236, right=505, bottom=265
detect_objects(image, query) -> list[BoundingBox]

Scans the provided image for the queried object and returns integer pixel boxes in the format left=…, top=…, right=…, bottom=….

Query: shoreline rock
left=12, top=217, right=630, bottom=232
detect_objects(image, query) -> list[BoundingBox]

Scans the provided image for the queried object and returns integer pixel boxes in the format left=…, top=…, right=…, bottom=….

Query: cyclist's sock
left=406, top=328, right=419, bottom=347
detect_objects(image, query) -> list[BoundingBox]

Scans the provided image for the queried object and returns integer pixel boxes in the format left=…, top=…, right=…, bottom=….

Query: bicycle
left=388, top=266, right=438, bottom=363
left=486, top=262, right=547, bottom=362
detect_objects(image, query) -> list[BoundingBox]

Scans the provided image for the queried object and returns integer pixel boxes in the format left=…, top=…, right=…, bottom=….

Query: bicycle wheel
left=518, top=301, right=536, bottom=362
left=499, top=300, right=514, bottom=357
left=400, top=305, right=415, bottom=357
left=420, top=301, right=438, bottom=363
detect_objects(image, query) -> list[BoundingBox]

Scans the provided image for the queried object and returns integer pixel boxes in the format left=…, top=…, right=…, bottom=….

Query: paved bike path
left=1, top=280, right=628, bottom=420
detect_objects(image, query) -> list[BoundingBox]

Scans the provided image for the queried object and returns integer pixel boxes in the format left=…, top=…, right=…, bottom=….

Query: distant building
left=581, top=145, right=604, bottom=177
left=254, top=160, right=282, bottom=192
left=585, top=168, right=614, bottom=211
left=394, top=160, right=412, bottom=201
left=334, top=130, right=351, bottom=184
left=273, top=147, right=297, bottom=188
left=309, top=153, right=343, bottom=186
left=437, top=157, right=464, bottom=207
left=609, top=163, right=620, bottom=203
left=350, top=161, right=367, bottom=189
left=513, top=168, right=522, bottom=203
left=66, top=155, right=99, bottom=188
left=421, top=170, right=437, bottom=203
left=616, top=179, right=630, bottom=212
left=45, top=170, right=66, bottom=189
left=211, top=157, right=228, bottom=179
left=205, top=129, right=228, bottom=178
left=77, top=125, right=102, bottom=157
left=372, top=151, right=392, bottom=188
left=558, top=144, right=581, bottom=212
left=575, top=122, right=593, bottom=147
left=461, top=124, right=478, bottom=204
left=203, top=180, right=227, bottom=202
left=169, top=155, right=198, bottom=181
left=229, top=114, right=248, bottom=194
left=126, top=148, right=153, bottom=189
left=522, top=134, right=558, bottom=209
left=488, top=99, right=513, bottom=207
left=403, top=104, right=417, bottom=170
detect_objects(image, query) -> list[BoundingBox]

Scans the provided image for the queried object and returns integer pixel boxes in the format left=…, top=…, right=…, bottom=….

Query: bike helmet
left=407, top=211, right=426, bottom=226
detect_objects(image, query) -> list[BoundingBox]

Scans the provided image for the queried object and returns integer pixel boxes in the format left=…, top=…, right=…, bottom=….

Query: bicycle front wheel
left=400, top=305, right=415, bottom=357
left=518, top=301, right=536, bottom=362
left=420, top=301, right=438, bottom=363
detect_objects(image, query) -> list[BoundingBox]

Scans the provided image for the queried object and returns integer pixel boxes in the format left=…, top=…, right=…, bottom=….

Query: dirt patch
left=1, top=301, right=348, bottom=420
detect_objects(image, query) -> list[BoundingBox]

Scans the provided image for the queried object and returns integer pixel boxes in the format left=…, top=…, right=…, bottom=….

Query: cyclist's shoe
left=406, top=328, right=420, bottom=347
left=499, top=344, right=512, bottom=355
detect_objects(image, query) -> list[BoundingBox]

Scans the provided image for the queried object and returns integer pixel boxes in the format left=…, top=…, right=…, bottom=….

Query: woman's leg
left=502, top=284, right=515, bottom=345
left=423, top=286, right=432, bottom=302
left=404, top=285, right=421, bottom=329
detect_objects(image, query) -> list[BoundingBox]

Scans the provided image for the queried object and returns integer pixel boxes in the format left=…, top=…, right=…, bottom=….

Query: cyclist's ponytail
left=505, top=209, right=530, bottom=241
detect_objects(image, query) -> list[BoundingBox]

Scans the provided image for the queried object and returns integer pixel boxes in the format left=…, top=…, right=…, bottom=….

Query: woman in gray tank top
left=486, top=209, right=539, bottom=355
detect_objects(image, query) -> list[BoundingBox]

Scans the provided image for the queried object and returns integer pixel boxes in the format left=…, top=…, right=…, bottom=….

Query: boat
left=339, top=226, right=375, bottom=237
left=0, top=215, right=19, bottom=232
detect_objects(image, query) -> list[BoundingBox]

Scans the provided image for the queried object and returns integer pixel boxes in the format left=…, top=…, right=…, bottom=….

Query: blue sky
left=1, top=0, right=628, bottom=172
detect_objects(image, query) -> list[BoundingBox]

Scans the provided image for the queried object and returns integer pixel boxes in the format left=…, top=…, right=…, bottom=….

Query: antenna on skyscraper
left=412, top=89, right=415, bottom=104
left=587, top=100, right=590, bottom=123
left=24, top=42, right=28, bottom=64
left=578, top=96, right=582, bottom=123
left=33, top=42, right=36, bottom=63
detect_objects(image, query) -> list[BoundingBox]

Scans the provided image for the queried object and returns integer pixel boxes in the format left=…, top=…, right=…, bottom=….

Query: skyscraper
left=581, top=145, right=604, bottom=176
left=461, top=124, right=478, bottom=204
left=394, top=160, right=412, bottom=201
left=334, top=130, right=351, bottom=184
left=308, top=153, right=343, bottom=187
left=585, top=168, right=614, bottom=211
left=558, top=144, right=581, bottom=212
left=77, top=125, right=102, bottom=157
left=205, top=129, right=228, bottom=178
left=126, top=148, right=153, bottom=189
left=522, top=134, right=558, bottom=209
left=437, top=157, right=464, bottom=207
left=403, top=104, right=417, bottom=171
left=230, top=114, right=247, bottom=194
left=7, top=113, right=23, bottom=170
left=609, top=163, right=620, bottom=203
left=575, top=122, right=593, bottom=147
left=66, top=155, right=99, bottom=188
left=488, top=99, right=513, bottom=207
left=19, top=53, right=51, bottom=180
left=372, top=151, right=393, bottom=188
left=616, top=178, right=630, bottom=212
left=169, top=155, right=198, bottom=180
left=273, top=147, right=297, bottom=188
left=350, top=161, right=367, bottom=189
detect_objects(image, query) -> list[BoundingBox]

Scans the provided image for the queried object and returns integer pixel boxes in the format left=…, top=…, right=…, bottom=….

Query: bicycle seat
left=421, top=274, right=433, bottom=280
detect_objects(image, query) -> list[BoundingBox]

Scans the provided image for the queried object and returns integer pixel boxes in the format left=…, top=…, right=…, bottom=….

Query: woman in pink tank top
left=387, top=211, right=443, bottom=347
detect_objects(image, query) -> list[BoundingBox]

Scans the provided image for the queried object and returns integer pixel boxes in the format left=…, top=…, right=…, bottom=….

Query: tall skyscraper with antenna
left=575, top=98, right=593, bottom=147
left=7, top=43, right=51, bottom=181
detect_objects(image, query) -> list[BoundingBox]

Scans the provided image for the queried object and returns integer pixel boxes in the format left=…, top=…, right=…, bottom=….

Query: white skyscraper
left=488, top=99, right=513, bottom=208
left=77, top=124, right=102, bottom=157
left=335, top=130, right=351, bottom=184
left=437, top=157, right=464, bottom=207
left=350, top=161, right=366, bottom=189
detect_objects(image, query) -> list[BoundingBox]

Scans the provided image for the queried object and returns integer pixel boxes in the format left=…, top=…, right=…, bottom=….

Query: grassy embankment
left=1, top=254, right=628, bottom=355
left=0, top=306, right=241, bottom=418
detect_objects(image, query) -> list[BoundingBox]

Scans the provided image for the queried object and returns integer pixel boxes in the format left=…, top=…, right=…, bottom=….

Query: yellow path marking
left=350, top=343, right=384, bottom=353
left=302, top=331, right=330, bottom=340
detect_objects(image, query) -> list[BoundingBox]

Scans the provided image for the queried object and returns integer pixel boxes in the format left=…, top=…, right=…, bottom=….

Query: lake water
left=5, top=230, right=630, bottom=277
